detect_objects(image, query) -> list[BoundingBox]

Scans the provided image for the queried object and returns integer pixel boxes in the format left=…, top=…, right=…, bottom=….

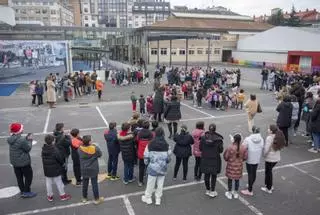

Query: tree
left=284, top=5, right=301, bottom=26
left=267, top=9, right=285, bottom=26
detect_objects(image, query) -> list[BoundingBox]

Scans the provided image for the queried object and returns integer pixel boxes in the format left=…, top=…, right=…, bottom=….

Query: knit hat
left=10, top=123, right=24, bottom=134
left=181, top=124, right=188, bottom=132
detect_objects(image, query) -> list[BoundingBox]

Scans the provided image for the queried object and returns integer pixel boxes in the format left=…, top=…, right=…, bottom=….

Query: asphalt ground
left=0, top=67, right=319, bottom=215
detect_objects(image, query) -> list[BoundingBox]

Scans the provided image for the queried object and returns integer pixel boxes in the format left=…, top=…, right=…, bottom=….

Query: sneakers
left=63, top=180, right=72, bottom=185
left=60, top=194, right=71, bottom=201
left=261, top=187, right=272, bottom=194
left=94, top=197, right=104, bottom=205
left=123, top=180, right=129, bottom=185
left=128, top=177, right=136, bottom=183
left=308, top=148, right=319, bottom=153
left=106, top=174, right=112, bottom=179
left=155, top=198, right=161, bottom=206
left=141, top=195, right=152, bottom=205
left=205, top=190, right=211, bottom=196
left=232, top=191, right=239, bottom=199
left=81, top=198, right=87, bottom=203
left=241, top=189, right=253, bottom=196
left=47, top=196, right=53, bottom=202
left=225, top=191, right=233, bottom=200
left=110, top=176, right=120, bottom=181
left=21, top=192, right=37, bottom=198
left=209, top=191, right=218, bottom=198
left=75, top=181, right=82, bottom=187
left=138, top=182, right=143, bottom=187
left=172, top=177, right=177, bottom=181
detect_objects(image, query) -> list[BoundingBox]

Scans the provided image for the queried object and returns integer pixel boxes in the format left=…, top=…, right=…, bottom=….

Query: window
left=85, top=24, right=89, bottom=27
left=42, top=9, right=48, bottom=14
left=43, top=2, right=48, bottom=5
left=51, top=10, right=56, bottom=15
left=151, top=48, right=158, bottom=55
left=35, top=9, right=40, bottom=14
left=92, top=24, right=96, bottom=27
left=15, top=9, right=19, bottom=13
left=171, top=49, right=177, bottom=55
left=85, top=16, right=88, bottom=20
left=188, top=49, right=195, bottom=55
left=160, top=48, right=167, bottom=55
left=214, top=48, right=220, bottom=55
left=205, top=49, right=211, bottom=54
left=92, top=16, right=96, bottom=21
left=84, top=8, right=89, bottom=13
left=179, top=49, right=185, bottom=55
left=197, top=49, right=203, bottom=55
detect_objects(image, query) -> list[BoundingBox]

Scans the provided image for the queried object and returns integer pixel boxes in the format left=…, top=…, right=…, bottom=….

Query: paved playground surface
left=0, top=67, right=319, bottom=215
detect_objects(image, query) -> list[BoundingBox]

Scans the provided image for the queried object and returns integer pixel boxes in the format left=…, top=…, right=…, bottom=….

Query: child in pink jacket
left=191, top=121, right=205, bottom=181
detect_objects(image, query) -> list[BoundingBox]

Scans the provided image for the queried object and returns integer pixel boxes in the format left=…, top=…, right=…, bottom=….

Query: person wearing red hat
left=7, top=123, right=37, bottom=198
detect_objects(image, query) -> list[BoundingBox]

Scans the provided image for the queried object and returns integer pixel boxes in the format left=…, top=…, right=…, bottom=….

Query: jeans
left=61, top=157, right=69, bottom=183
left=107, top=153, right=119, bottom=177
left=46, top=176, right=65, bottom=196
left=144, top=175, right=165, bottom=200
left=13, top=165, right=33, bottom=193
left=139, top=159, right=146, bottom=183
left=32, top=95, right=36, bottom=105
left=279, top=127, right=289, bottom=146
left=261, top=79, right=268, bottom=90
left=265, top=161, right=277, bottom=190
left=140, top=107, right=145, bottom=114
left=227, top=179, right=239, bottom=191
left=82, top=176, right=99, bottom=200
left=168, top=122, right=178, bottom=136
left=194, top=157, right=202, bottom=180
left=312, top=132, right=320, bottom=150
left=37, top=94, right=43, bottom=105
left=98, top=90, right=102, bottom=99
left=246, top=163, right=258, bottom=192
left=197, top=99, right=202, bottom=107
left=204, top=174, right=217, bottom=191
left=123, top=161, right=134, bottom=182
left=173, top=157, right=189, bottom=180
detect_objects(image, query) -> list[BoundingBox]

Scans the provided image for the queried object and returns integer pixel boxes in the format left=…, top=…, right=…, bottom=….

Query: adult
left=173, top=125, right=194, bottom=181
left=53, top=123, right=72, bottom=185
left=8, top=123, right=36, bottom=198
left=164, top=95, right=181, bottom=138
left=91, top=70, right=98, bottom=91
left=276, top=96, right=293, bottom=146
left=192, top=121, right=205, bottom=181
left=200, top=123, right=224, bottom=198
left=153, top=86, right=164, bottom=122
left=241, top=126, right=264, bottom=196
left=262, top=125, right=286, bottom=194
left=244, top=94, right=259, bottom=133
left=290, top=81, right=306, bottom=131
left=46, top=76, right=56, bottom=108
left=309, top=92, right=320, bottom=153
left=260, top=68, right=269, bottom=90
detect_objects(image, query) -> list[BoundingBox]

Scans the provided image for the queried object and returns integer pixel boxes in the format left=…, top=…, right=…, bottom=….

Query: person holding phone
left=7, top=123, right=37, bottom=198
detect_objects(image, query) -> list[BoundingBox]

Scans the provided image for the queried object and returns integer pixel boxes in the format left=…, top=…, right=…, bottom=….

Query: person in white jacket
left=261, top=125, right=286, bottom=194
left=241, top=126, right=264, bottom=196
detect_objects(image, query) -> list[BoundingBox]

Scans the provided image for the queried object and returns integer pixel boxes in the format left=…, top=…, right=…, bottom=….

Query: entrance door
left=222, top=50, right=232, bottom=62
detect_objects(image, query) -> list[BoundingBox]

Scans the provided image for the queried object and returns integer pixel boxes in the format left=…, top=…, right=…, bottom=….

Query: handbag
left=257, top=102, right=262, bottom=113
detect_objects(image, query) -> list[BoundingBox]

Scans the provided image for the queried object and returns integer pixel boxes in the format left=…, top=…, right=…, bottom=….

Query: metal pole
left=207, top=38, right=211, bottom=69
left=185, top=38, right=188, bottom=70
left=157, top=40, right=160, bottom=66
left=169, top=39, right=172, bottom=67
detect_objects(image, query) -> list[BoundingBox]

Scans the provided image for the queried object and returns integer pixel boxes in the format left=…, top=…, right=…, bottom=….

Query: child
left=142, top=127, right=171, bottom=205
left=29, top=81, right=36, bottom=105
left=35, top=80, right=44, bottom=106
left=42, top=134, right=71, bottom=202
left=131, top=91, right=137, bottom=112
left=118, top=122, right=136, bottom=184
left=146, top=95, right=154, bottom=120
left=104, top=122, right=120, bottom=180
left=196, top=87, right=203, bottom=109
left=223, top=134, right=248, bottom=199
left=70, top=129, right=82, bottom=186
left=193, top=87, right=197, bottom=107
left=139, top=94, right=146, bottom=115
left=290, top=95, right=299, bottom=136
left=78, top=135, right=104, bottom=205
left=192, top=121, right=205, bottom=181
left=95, top=77, right=104, bottom=100
left=237, top=89, right=245, bottom=110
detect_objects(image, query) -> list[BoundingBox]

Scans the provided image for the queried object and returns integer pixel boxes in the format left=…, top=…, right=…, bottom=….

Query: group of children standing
left=130, top=91, right=154, bottom=119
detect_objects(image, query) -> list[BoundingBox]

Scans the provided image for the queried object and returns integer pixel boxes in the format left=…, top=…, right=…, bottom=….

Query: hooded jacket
left=136, top=128, right=153, bottom=159
left=78, top=144, right=102, bottom=178
left=54, top=130, right=71, bottom=158
left=104, top=129, right=120, bottom=156
left=223, top=143, right=248, bottom=180
left=42, top=144, right=64, bottom=177
left=173, top=132, right=194, bottom=158
left=276, top=101, right=293, bottom=128
left=243, top=134, right=264, bottom=164
left=192, top=129, right=205, bottom=157
left=264, top=134, right=280, bottom=162
left=8, top=134, right=32, bottom=167
left=118, top=131, right=135, bottom=162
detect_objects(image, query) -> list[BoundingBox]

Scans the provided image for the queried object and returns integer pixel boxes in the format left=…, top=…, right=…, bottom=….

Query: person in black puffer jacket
left=276, top=96, right=293, bottom=146
left=53, top=123, right=72, bottom=184
left=290, top=82, right=306, bottom=130
left=164, top=95, right=182, bottom=138
left=173, top=125, right=194, bottom=181
left=42, top=134, right=71, bottom=201
left=118, top=122, right=135, bottom=184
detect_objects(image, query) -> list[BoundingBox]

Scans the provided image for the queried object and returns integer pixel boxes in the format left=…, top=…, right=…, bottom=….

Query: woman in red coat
left=223, top=134, right=247, bottom=200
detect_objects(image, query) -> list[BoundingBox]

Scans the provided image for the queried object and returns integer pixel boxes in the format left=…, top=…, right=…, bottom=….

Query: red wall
left=287, top=51, right=320, bottom=67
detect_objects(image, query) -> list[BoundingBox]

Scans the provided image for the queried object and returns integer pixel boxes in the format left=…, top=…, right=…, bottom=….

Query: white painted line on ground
left=290, top=165, right=320, bottom=182
left=123, top=196, right=136, bottom=215
left=180, top=116, right=213, bottom=122
left=95, top=106, right=109, bottom=127
left=42, top=109, right=51, bottom=134
left=181, top=102, right=216, bottom=118
left=214, top=113, right=247, bottom=119
left=217, top=178, right=263, bottom=215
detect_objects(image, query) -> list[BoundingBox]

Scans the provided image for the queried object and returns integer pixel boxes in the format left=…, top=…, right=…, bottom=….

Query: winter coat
left=104, top=129, right=120, bottom=156
left=290, top=84, right=305, bottom=103
left=41, top=144, right=64, bottom=177
left=35, top=83, right=44, bottom=95
left=118, top=131, right=135, bottom=162
left=310, top=101, right=320, bottom=133
left=276, top=101, right=293, bottom=128
left=96, top=80, right=103, bottom=91
left=224, top=144, right=248, bottom=180
left=136, top=128, right=153, bottom=159
left=139, top=97, right=146, bottom=108
left=54, top=131, right=71, bottom=158
left=144, top=136, right=171, bottom=176
left=153, top=89, right=164, bottom=114
left=164, top=100, right=181, bottom=121
left=264, top=134, right=280, bottom=163
left=7, top=134, right=32, bottom=167
left=173, top=132, right=194, bottom=158
left=192, top=129, right=205, bottom=157
left=200, top=132, right=224, bottom=175
left=245, top=99, right=258, bottom=118
left=46, top=80, right=56, bottom=102
left=243, top=134, right=264, bottom=164
left=78, top=144, right=102, bottom=178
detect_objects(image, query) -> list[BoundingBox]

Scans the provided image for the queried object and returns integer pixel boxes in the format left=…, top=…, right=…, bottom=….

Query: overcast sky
left=170, top=0, right=320, bottom=16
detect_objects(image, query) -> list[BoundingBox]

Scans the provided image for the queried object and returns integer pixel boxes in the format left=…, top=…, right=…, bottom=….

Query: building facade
left=81, top=0, right=99, bottom=27
left=9, top=0, right=74, bottom=26
left=132, top=0, right=170, bottom=28
left=98, top=0, right=131, bottom=28
left=0, top=0, right=8, bottom=6
left=69, top=0, right=81, bottom=26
